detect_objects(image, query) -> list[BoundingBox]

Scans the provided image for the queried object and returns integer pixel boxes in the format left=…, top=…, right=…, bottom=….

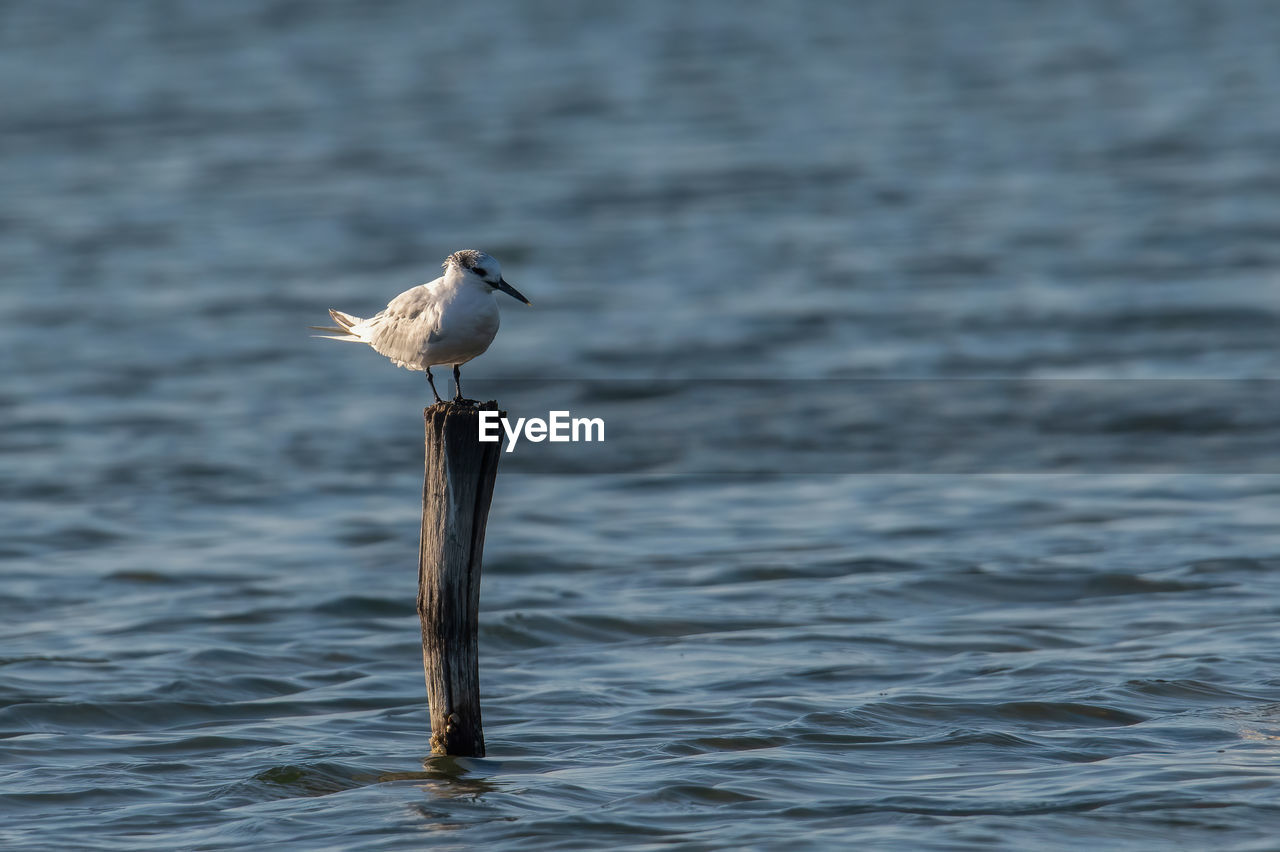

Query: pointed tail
left=310, top=309, right=364, bottom=341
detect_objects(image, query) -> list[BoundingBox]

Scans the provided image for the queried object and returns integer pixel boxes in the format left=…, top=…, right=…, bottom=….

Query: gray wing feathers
left=357, top=285, right=443, bottom=369
left=315, top=280, right=449, bottom=369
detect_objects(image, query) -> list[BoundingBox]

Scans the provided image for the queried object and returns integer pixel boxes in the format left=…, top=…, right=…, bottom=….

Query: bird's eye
left=473, top=267, right=487, bottom=277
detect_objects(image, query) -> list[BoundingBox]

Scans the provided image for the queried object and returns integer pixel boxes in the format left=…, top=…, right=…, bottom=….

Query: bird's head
left=445, top=250, right=531, bottom=305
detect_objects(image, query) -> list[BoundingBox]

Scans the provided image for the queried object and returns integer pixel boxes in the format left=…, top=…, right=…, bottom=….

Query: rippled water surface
left=4, top=1, right=1280, bottom=849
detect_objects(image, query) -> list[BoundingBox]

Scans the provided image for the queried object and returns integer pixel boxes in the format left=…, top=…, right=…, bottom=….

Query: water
left=4, top=1, right=1280, bottom=848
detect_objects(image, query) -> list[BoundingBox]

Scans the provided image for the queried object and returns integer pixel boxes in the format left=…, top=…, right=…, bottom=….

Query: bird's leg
left=452, top=364, right=463, bottom=401
left=425, top=366, right=443, bottom=403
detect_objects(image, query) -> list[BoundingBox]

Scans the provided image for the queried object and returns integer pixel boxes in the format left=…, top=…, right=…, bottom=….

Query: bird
left=311, top=250, right=530, bottom=403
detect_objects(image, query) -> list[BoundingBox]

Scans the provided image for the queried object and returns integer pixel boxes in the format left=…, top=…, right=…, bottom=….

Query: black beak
left=495, top=278, right=531, bottom=305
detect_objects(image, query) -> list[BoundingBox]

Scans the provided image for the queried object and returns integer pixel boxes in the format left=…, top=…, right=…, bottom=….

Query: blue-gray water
left=4, top=1, right=1280, bottom=849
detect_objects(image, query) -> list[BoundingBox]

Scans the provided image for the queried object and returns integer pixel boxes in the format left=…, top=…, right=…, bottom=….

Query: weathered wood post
left=418, top=400, right=502, bottom=756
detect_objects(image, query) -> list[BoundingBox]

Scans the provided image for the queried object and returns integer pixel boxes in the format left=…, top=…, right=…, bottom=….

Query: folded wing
left=359, top=285, right=444, bottom=369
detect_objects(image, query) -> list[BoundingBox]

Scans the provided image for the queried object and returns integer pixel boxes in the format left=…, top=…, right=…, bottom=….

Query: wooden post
left=417, top=400, right=502, bottom=756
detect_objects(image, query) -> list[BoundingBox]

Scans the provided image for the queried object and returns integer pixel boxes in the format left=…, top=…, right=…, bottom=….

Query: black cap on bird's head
left=446, top=249, right=531, bottom=305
